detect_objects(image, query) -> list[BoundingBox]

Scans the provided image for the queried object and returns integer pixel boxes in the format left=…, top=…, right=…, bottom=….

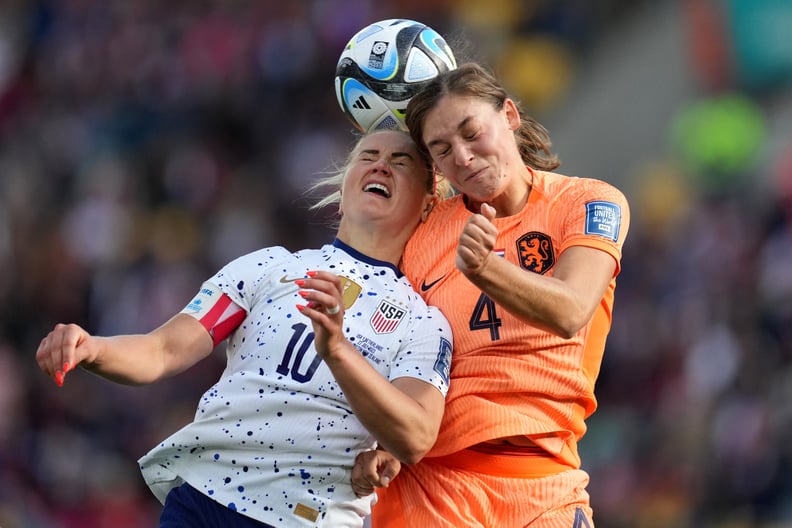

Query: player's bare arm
left=36, top=314, right=214, bottom=387
left=458, top=203, right=616, bottom=339
left=297, top=270, right=445, bottom=464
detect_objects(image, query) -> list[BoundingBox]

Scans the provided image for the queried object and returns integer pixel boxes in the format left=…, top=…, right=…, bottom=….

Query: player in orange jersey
left=353, top=63, right=630, bottom=527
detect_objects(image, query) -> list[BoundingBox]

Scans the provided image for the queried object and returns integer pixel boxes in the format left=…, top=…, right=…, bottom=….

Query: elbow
left=393, top=442, right=433, bottom=466
left=548, top=308, right=591, bottom=340
left=400, top=452, right=425, bottom=466
left=404, top=434, right=437, bottom=464
left=384, top=428, right=439, bottom=465
left=554, top=323, right=581, bottom=340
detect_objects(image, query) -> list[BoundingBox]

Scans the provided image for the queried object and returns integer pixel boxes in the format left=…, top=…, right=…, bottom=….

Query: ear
left=503, top=98, right=521, bottom=131
left=420, top=196, right=437, bottom=222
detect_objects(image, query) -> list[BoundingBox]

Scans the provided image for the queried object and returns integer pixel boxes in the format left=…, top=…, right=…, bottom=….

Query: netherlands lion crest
left=516, top=232, right=554, bottom=274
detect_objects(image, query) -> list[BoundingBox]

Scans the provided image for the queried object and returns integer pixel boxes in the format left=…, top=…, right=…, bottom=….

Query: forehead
left=423, top=95, right=496, bottom=140
left=428, top=94, right=493, bottom=123
left=355, top=131, right=417, bottom=155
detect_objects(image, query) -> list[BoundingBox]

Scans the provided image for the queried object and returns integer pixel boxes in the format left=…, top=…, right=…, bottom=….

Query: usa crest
left=516, top=232, right=554, bottom=274
left=370, top=299, right=406, bottom=334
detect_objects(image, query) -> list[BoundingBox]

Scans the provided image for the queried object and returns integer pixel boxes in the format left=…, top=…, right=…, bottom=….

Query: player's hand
left=351, top=449, right=401, bottom=497
left=457, top=202, right=498, bottom=276
left=36, top=323, right=95, bottom=387
left=295, top=270, right=345, bottom=359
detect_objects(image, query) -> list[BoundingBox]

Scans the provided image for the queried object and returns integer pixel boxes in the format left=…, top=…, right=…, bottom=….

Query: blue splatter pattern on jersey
left=139, top=240, right=452, bottom=527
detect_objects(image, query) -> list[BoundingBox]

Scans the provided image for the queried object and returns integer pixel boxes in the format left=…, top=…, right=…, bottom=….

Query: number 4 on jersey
left=469, top=293, right=502, bottom=341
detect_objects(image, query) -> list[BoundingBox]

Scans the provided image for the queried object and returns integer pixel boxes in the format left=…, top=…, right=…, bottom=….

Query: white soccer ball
left=335, top=19, right=457, bottom=132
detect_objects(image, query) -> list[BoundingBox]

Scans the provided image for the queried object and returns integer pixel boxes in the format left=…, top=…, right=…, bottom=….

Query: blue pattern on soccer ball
left=419, top=28, right=457, bottom=71
left=353, top=22, right=385, bottom=44
left=340, top=77, right=373, bottom=108
left=359, top=47, right=399, bottom=81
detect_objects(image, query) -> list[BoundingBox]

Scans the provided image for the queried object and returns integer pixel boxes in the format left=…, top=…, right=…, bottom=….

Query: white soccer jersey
left=138, top=239, right=453, bottom=527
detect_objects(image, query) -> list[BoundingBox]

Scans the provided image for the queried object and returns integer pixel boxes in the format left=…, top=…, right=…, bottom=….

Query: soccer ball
left=335, top=19, right=457, bottom=132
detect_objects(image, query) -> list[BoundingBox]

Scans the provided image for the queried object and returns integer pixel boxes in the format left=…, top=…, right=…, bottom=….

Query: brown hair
left=405, top=62, right=561, bottom=171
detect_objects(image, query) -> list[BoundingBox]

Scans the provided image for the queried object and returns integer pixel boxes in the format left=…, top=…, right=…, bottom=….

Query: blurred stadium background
left=1, top=1, right=791, bottom=527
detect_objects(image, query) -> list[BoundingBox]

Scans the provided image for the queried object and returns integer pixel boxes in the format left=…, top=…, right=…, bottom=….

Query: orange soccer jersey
left=373, top=169, right=630, bottom=527
left=403, top=169, right=630, bottom=467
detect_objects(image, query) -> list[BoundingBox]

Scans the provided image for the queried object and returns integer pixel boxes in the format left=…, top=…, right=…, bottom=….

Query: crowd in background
left=1, top=1, right=791, bottom=527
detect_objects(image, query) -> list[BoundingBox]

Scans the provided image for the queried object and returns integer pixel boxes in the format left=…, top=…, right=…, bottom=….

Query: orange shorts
left=370, top=446, right=593, bottom=528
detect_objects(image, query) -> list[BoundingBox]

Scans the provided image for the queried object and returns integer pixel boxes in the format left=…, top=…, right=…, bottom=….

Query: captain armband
left=181, top=282, right=247, bottom=346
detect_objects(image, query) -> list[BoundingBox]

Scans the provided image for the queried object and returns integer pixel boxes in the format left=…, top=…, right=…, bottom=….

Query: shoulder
left=404, top=196, right=464, bottom=269
left=232, top=245, right=293, bottom=262
left=397, top=282, right=452, bottom=333
left=535, top=171, right=628, bottom=209
left=413, top=195, right=465, bottom=235
left=536, top=173, right=630, bottom=247
left=220, top=246, right=295, bottom=275
left=436, top=194, right=467, bottom=217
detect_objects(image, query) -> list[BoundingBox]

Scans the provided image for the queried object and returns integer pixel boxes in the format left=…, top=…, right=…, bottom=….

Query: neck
left=335, top=221, right=411, bottom=266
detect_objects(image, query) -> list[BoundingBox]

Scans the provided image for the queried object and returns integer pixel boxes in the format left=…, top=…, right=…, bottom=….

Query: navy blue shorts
left=159, top=482, right=276, bottom=528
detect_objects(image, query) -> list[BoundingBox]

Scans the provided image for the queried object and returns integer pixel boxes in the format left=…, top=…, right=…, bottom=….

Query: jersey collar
left=332, top=238, right=404, bottom=278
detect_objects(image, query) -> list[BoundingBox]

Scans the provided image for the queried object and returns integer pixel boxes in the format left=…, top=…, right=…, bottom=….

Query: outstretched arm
left=36, top=314, right=215, bottom=386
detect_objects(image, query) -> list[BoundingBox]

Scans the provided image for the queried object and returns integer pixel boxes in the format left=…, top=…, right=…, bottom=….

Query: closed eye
left=432, top=146, right=450, bottom=158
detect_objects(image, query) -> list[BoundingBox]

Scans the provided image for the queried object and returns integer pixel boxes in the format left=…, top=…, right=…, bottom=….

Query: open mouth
left=364, top=183, right=391, bottom=198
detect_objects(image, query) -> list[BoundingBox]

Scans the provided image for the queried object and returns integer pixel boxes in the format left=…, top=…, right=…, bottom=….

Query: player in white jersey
left=35, top=130, right=453, bottom=528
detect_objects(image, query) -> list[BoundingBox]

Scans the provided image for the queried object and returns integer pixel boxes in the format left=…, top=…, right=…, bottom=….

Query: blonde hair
left=308, top=130, right=453, bottom=213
